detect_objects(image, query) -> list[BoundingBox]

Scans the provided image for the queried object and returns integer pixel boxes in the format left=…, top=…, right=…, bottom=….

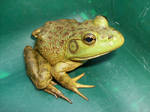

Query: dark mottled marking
left=58, top=75, right=64, bottom=83
left=60, top=40, right=64, bottom=46
left=63, top=32, right=69, bottom=37
left=69, top=33, right=76, bottom=38
left=77, top=28, right=84, bottom=30
left=79, top=31, right=83, bottom=35
left=56, top=26, right=63, bottom=30
left=108, top=35, right=113, bottom=39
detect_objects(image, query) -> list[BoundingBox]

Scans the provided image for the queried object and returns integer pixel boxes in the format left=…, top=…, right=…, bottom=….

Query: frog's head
left=66, top=16, right=124, bottom=61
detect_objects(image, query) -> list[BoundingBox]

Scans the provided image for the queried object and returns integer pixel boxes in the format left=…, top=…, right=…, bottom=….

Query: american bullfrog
left=24, top=16, right=124, bottom=103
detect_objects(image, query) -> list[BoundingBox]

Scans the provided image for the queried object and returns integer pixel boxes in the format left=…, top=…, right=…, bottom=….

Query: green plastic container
left=0, top=0, right=150, bottom=112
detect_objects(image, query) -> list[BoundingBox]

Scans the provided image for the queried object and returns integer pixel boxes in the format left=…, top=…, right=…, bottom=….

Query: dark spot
left=60, top=40, right=64, bottom=46
left=53, top=46, right=56, bottom=49
left=49, top=31, right=52, bottom=34
left=63, top=32, right=69, bottom=37
left=55, top=34, right=58, bottom=37
left=79, top=31, right=83, bottom=35
left=69, top=33, right=76, bottom=38
left=56, top=26, right=63, bottom=30
left=77, top=28, right=84, bottom=30
left=71, top=27, right=75, bottom=30
left=108, top=35, right=113, bottom=39
left=60, top=31, right=63, bottom=34
left=48, top=36, right=52, bottom=39
left=58, top=76, right=65, bottom=82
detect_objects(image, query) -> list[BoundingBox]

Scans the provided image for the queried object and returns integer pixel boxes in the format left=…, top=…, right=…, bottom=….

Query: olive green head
left=66, top=16, right=124, bottom=61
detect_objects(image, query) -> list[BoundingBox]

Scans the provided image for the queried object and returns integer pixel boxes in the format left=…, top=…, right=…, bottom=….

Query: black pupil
left=85, top=37, right=93, bottom=42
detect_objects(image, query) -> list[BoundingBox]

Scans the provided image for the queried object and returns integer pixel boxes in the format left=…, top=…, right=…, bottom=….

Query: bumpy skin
left=24, top=16, right=124, bottom=103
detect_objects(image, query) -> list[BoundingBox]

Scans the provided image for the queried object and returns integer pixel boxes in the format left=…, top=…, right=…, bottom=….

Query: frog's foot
left=54, top=72, right=95, bottom=101
left=44, top=81, right=72, bottom=104
left=70, top=73, right=95, bottom=100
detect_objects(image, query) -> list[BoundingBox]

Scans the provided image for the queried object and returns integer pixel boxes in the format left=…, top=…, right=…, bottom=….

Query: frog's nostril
left=108, top=35, right=113, bottom=39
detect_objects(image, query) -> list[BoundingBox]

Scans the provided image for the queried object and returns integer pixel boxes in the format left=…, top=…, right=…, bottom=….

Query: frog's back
left=33, top=19, right=80, bottom=65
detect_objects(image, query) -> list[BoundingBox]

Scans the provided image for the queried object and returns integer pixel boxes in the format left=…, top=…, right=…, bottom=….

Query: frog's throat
left=71, top=52, right=110, bottom=61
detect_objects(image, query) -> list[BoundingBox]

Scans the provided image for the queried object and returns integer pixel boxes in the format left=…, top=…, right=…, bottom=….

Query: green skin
left=24, top=16, right=124, bottom=103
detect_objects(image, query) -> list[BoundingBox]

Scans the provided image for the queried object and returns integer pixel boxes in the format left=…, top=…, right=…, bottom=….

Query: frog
left=24, top=16, right=124, bottom=104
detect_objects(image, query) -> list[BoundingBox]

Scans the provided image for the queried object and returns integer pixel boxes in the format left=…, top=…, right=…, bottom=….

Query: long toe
left=44, top=84, right=72, bottom=104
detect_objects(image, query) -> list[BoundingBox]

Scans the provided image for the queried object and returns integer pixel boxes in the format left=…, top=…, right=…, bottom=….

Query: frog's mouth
left=71, top=52, right=110, bottom=61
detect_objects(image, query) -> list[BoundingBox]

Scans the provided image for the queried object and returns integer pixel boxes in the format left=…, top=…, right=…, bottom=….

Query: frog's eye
left=82, top=33, right=96, bottom=45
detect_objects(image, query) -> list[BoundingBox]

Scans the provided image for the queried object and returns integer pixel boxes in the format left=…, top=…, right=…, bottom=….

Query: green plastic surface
left=0, top=0, right=150, bottom=112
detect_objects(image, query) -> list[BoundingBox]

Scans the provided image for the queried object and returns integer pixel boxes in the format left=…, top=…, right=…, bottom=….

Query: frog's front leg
left=24, top=46, right=72, bottom=103
left=52, top=61, right=95, bottom=100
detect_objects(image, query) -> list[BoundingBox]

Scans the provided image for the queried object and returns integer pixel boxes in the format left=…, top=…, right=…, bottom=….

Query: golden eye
left=82, top=33, right=96, bottom=45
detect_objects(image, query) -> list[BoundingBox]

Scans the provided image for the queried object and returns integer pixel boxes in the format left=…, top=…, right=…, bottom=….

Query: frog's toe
left=73, top=73, right=95, bottom=88
left=72, top=88, right=88, bottom=101
left=71, top=83, right=95, bottom=101
left=50, top=80, right=57, bottom=86
left=44, top=88, right=58, bottom=98
left=72, top=73, right=85, bottom=82
left=76, top=83, right=95, bottom=88
left=70, top=73, right=95, bottom=100
left=44, top=84, right=72, bottom=104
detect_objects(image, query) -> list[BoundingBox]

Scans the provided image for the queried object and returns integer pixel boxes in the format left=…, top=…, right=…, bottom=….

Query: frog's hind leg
left=24, top=46, right=72, bottom=103
left=52, top=61, right=95, bottom=101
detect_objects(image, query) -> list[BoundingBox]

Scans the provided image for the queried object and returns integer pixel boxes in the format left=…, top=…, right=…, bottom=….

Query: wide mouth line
left=71, top=52, right=109, bottom=61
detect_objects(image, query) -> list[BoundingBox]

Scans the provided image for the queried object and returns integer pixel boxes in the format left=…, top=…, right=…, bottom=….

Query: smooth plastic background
left=0, top=0, right=150, bottom=112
